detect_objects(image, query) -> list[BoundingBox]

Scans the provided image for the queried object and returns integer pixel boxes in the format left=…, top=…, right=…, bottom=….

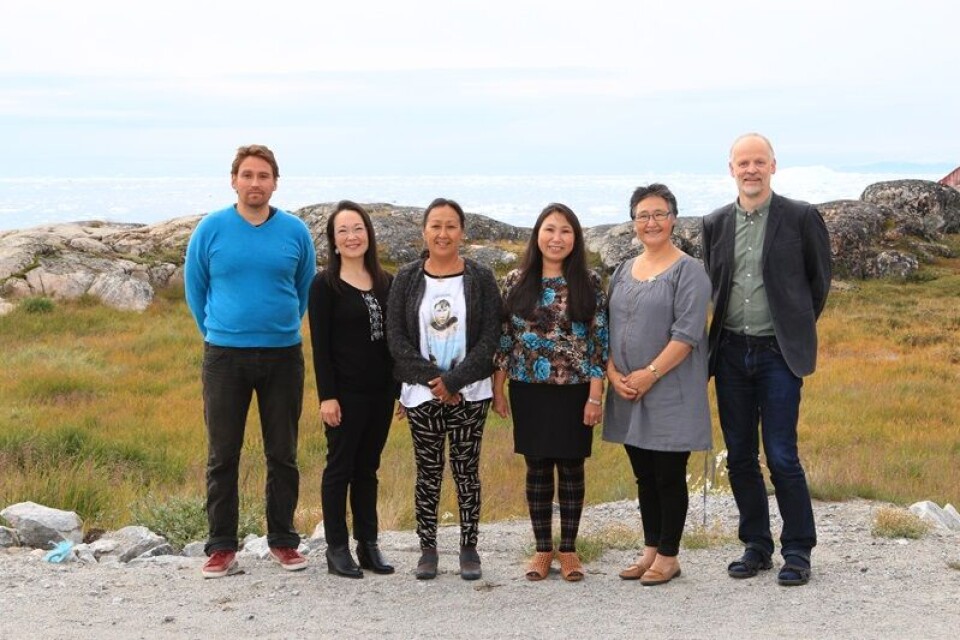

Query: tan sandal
left=557, top=551, right=584, bottom=582
left=525, top=551, right=554, bottom=581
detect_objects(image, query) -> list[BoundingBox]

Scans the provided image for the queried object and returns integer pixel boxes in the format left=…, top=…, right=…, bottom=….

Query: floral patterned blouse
left=495, top=269, right=608, bottom=384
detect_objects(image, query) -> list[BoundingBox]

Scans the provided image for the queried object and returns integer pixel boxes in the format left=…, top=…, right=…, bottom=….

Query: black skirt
left=509, top=381, right=593, bottom=459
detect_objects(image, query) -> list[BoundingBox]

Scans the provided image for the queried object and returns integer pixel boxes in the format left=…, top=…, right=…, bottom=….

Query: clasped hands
left=428, top=376, right=462, bottom=405
left=608, top=368, right=656, bottom=402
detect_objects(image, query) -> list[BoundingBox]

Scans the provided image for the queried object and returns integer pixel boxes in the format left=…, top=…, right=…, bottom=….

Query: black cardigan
left=386, top=258, right=501, bottom=395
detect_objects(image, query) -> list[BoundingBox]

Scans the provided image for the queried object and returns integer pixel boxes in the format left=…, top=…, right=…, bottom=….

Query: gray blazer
left=701, top=192, right=832, bottom=378
left=386, top=257, right=501, bottom=395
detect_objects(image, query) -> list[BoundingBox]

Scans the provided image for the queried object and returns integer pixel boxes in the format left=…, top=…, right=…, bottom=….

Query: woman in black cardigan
left=386, top=197, right=501, bottom=581
left=308, top=201, right=395, bottom=578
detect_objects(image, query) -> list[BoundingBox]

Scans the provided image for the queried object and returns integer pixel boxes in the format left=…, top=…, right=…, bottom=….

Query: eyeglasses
left=632, top=211, right=671, bottom=223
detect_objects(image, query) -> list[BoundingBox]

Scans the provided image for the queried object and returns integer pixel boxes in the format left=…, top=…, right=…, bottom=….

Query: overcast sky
left=2, top=1, right=957, bottom=177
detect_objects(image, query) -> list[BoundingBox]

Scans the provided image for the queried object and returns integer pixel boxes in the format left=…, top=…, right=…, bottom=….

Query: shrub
left=871, top=506, right=931, bottom=539
left=132, top=494, right=264, bottom=550
left=21, top=296, right=55, bottom=314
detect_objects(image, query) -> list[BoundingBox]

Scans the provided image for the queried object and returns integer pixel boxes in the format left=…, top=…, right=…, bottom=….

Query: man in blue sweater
left=185, top=145, right=317, bottom=578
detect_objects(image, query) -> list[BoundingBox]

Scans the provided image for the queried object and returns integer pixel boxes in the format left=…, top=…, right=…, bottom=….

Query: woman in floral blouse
left=492, top=203, right=608, bottom=582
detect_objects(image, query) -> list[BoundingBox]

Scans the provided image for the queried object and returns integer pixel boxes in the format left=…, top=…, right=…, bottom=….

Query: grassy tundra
left=1, top=242, right=959, bottom=539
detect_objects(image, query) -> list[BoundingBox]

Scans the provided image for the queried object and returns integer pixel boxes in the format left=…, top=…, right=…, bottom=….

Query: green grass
left=131, top=494, right=263, bottom=550
left=2, top=243, right=960, bottom=539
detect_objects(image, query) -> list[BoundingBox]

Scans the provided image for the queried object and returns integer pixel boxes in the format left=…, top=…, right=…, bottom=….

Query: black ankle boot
left=459, top=545, right=482, bottom=581
left=326, top=544, right=363, bottom=578
left=357, top=541, right=395, bottom=575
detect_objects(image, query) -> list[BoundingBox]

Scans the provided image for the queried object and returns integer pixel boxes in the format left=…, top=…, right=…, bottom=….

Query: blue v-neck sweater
left=185, top=205, right=317, bottom=347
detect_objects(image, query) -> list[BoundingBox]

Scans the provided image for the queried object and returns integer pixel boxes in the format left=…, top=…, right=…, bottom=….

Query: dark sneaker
left=202, top=550, right=239, bottom=578
left=727, top=548, right=773, bottom=579
left=270, top=546, right=308, bottom=572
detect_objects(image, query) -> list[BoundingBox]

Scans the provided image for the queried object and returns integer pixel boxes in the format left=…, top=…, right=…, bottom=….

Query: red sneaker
left=201, top=550, right=239, bottom=578
left=270, top=546, right=308, bottom=572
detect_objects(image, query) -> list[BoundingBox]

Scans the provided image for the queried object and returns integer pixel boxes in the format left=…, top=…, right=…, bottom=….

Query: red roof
left=939, top=166, right=960, bottom=188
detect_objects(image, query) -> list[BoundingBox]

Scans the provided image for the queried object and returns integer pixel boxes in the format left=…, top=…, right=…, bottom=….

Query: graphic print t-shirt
left=422, top=276, right=466, bottom=371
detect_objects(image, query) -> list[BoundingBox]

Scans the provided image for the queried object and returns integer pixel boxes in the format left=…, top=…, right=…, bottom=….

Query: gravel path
left=3, top=496, right=960, bottom=639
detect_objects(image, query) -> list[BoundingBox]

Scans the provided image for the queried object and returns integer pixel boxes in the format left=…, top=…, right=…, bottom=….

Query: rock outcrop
left=1, top=180, right=957, bottom=311
left=861, top=179, right=960, bottom=237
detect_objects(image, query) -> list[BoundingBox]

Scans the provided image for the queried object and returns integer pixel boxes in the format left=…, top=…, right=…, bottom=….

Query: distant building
left=939, top=166, right=960, bottom=189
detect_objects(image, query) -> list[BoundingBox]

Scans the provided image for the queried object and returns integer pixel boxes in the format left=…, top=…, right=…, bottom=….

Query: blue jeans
left=202, top=343, right=304, bottom=554
left=715, top=332, right=816, bottom=562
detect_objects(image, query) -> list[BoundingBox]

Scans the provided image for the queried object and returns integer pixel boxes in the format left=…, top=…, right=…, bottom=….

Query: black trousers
left=321, top=390, right=394, bottom=546
left=625, top=445, right=690, bottom=557
left=202, top=343, right=304, bottom=554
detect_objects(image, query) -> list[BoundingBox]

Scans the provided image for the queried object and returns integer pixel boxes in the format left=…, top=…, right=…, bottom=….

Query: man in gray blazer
left=701, top=133, right=831, bottom=586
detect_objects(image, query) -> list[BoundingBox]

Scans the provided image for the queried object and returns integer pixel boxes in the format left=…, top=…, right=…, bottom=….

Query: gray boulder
left=96, top=525, right=170, bottom=562
left=872, top=251, right=919, bottom=279
left=861, top=180, right=960, bottom=237
left=180, top=541, right=207, bottom=558
left=0, top=502, right=83, bottom=548
left=818, top=200, right=896, bottom=278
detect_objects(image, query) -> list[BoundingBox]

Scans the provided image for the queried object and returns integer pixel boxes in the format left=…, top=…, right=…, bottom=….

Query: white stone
left=0, top=297, right=14, bottom=316
left=0, top=502, right=83, bottom=548
left=909, top=501, right=952, bottom=530
left=942, top=504, right=960, bottom=531
left=180, top=542, right=206, bottom=558
left=238, top=536, right=270, bottom=560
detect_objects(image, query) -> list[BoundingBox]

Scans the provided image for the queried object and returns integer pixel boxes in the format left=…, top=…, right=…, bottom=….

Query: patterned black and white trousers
left=406, top=398, right=490, bottom=549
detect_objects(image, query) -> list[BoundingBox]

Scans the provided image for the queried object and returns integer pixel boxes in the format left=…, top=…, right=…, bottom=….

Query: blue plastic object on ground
left=43, top=540, right=75, bottom=563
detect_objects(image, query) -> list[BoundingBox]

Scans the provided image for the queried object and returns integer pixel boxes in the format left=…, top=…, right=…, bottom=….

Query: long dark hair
left=324, top=200, right=390, bottom=297
left=504, top=203, right=597, bottom=322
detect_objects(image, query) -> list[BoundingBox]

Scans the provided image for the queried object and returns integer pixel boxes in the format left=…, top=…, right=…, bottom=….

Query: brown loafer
left=640, top=566, right=681, bottom=586
left=525, top=551, right=554, bottom=581
left=618, top=561, right=651, bottom=581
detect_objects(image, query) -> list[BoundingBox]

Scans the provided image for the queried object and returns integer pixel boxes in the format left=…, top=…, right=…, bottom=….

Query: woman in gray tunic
left=603, top=183, right=711, bottom=586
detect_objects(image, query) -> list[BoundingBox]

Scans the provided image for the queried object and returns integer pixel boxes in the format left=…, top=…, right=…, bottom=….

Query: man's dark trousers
left=202, top=343, right=304, bottom=554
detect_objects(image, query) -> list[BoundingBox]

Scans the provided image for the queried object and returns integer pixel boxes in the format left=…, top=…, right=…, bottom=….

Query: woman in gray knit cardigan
left=387, top=197, right=501, bottom=582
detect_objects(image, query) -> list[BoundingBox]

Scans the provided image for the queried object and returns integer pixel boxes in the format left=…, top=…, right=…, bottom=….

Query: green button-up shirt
left=723, top=195, right=774, bottom=336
